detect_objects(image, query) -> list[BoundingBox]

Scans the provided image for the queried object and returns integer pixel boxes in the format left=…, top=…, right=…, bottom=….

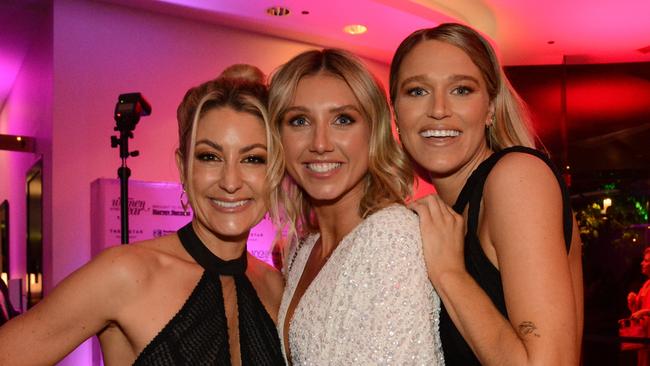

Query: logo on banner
left=110, top=197, right=149, bottom=216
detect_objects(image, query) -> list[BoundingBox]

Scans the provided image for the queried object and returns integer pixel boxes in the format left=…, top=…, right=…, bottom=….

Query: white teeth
left=420, top=129, right=461, bottom=138
left=213, top=199, right=249, bottom=208
left=306, top=162, right=341, bottom=173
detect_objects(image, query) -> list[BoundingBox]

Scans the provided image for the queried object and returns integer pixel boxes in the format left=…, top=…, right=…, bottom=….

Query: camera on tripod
left=113, top=92, right=152, bottom=134
left=109, top=92, right=152, bottom=244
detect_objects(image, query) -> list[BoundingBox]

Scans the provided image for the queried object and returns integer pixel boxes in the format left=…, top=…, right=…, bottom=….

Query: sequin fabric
left=278, top=205, right=445, bottom=365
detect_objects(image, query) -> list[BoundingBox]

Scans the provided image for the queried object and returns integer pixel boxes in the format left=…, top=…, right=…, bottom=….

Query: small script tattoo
left=518, top=321, right=541, bottom=338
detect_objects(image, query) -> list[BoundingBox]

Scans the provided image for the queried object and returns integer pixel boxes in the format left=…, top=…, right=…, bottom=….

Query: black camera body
left=114, top=92, right=152, bottom=133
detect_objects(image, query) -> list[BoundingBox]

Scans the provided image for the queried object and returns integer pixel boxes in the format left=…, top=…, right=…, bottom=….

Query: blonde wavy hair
left=268, top=48, right=413, bottom=242
left=389, top=23, right=537, bottom=151
left=176, top=64, right=283, bottom=225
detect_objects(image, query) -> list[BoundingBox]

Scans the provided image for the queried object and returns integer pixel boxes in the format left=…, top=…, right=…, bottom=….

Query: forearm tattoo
left=518, top=321, right=541, bottom=338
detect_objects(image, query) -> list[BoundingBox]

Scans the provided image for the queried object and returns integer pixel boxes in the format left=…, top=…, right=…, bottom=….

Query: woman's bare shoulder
left=248, top=256, right=284, bottom=290
left=91, top=234, right=187, bottom=291
left=485, top=151, right=561, bottom=201
left=246, top=255, right=284, bottom=322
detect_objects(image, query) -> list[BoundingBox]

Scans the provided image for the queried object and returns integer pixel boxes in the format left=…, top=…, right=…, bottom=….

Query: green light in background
left=603, top=183, right=616, bottom=190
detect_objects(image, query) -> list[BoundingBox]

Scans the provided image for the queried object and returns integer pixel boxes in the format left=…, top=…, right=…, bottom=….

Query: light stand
left=110, top=93, right=151, bottom=244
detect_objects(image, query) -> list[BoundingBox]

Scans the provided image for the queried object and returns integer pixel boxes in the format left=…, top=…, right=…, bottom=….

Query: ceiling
left=1, top=0, right=649, bottom=117
left=111, top=0, right=650, bottom=66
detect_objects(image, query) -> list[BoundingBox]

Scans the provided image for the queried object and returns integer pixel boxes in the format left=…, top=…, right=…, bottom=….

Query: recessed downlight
left=266, top=6, right=290, bottom=16
left=343, top=24, right=367, bottom=35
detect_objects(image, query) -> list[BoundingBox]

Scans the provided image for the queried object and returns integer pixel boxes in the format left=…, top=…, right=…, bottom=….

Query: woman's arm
left=0, top=245, right=141, bottom=366
left=413, top=153, right=580, bottom=366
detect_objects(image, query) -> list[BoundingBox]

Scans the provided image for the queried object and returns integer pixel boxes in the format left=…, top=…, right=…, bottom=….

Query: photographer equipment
left=111, top=93, right=151, bottom=244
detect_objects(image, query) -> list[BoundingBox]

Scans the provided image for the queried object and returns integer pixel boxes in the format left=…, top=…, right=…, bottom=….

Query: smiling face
left=179, top=107, right=268, bottom=242
left=394, top=39, right=494, bottom=179
left=280, top=73, right=370, bottom=207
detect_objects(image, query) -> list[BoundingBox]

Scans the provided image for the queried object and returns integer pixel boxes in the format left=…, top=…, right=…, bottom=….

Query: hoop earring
left=180, top=188, right=189, bottom=213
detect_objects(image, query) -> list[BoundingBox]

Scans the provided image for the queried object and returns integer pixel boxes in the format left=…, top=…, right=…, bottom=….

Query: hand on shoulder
left=408, top=195, right=465, bottom=284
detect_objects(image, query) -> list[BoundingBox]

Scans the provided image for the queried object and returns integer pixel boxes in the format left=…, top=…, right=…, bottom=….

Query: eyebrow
left=284, top=106, right=309, bottom=115
left=400, top=74, right=481, bottom=86
left=195, top=140, right=267, bottom=153
left=284, top=104, right=361, bottom=115
left=330, top=104, right=361, bottom=114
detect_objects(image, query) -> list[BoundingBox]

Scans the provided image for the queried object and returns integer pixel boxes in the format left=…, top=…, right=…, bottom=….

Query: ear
left=175, top=149, right=186, bottom=188
left=486, top=101, right=496, bottom=126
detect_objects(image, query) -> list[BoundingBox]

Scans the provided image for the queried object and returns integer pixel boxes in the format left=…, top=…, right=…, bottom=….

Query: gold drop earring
left=180, top=186, right=189, bottom=213
left=486, top=115, right=496, bottom=150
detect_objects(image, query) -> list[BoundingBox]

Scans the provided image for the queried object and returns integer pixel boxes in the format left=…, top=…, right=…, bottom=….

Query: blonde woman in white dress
left=267, top=48, right=448, bottom=365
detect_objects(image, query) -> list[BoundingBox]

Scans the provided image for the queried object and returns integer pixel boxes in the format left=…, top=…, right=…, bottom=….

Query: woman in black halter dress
left=390, top=24, right=583, bottom=365
left=0, top=64, right=285, bottom=365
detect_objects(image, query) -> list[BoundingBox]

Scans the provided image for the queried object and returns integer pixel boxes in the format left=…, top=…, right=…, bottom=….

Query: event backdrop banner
left=90, top=178, right=276, bottom=265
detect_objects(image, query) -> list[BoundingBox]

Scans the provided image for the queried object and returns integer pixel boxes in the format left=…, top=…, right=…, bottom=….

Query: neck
left=310, top=186, right=364, bottom=257
left=191, top=220, right=248, bottom=261
left=430, top=146, right=493, bottom=206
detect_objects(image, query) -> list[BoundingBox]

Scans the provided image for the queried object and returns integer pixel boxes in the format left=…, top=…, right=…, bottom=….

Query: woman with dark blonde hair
left=390, top=23, right=583, bottom=365
left=269, top=48, right=445, bottom=364
left=0, top=65, right=285, bottom=365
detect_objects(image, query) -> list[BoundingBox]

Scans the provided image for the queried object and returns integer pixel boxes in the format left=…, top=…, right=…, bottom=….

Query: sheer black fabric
left=439, top=146, right=572, bottom=365
left=133, top=223, right=284, bottom=366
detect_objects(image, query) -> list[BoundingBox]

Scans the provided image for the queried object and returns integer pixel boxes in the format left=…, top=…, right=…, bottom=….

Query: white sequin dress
left=278, top=205, right=445, bottom=365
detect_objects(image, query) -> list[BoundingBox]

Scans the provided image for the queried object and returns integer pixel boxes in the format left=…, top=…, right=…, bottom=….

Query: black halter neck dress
left=439, top=146, right=573, bottom=365
left=132, top=223, right=285, bottom=366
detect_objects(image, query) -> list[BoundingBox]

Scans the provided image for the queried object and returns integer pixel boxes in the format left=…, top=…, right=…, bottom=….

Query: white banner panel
left=89, top=178, right=276, bottom=264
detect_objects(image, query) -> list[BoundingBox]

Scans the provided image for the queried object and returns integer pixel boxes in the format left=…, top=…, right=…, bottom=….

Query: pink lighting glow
left=0, top=55, right=24, bottom=112
left=567, top=75, right=650, bottom=121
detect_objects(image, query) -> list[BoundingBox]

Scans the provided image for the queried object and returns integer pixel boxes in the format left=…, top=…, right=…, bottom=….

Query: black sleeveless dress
left=132, top=223, right=285, bottom=366
left=440, top=146, right=573, bottom=365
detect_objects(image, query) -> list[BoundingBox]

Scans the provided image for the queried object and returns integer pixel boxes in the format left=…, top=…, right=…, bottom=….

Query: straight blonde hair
left=389, top=23, right=537, bottom=151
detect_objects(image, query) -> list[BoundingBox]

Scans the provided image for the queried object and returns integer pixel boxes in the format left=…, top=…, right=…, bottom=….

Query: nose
left=218, top=162, right=243, bottom=194
left=309, top=123, right=334, bottom=154
left=428, top=91, right=451, bottom=120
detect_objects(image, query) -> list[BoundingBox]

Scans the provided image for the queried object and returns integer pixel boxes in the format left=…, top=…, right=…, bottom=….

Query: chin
left=304, top=187, right=343, bottom=201
left=215, top=227, right=252, bottom=241
left=207, top=216, right=254, bottom=237
left=418, top=160, right=459, bottom=177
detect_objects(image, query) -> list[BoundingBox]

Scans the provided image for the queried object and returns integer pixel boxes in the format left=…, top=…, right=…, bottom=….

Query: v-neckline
left=281, top=215, right=370, bottom=361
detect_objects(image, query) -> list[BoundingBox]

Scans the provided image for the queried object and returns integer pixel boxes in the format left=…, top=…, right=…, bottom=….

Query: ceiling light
left=266, top=6, right=290, bottom=16
left=343, top=24, right=367, bottom=35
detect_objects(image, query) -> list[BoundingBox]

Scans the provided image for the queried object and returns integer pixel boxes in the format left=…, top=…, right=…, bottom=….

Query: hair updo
left=176, top=64, right=283, bottom=222
left=176, top=64, right=268, bottom=164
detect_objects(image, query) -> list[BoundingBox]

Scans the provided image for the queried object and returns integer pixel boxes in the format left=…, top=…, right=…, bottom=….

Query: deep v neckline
left=282, top=216, right=371, bottom=361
